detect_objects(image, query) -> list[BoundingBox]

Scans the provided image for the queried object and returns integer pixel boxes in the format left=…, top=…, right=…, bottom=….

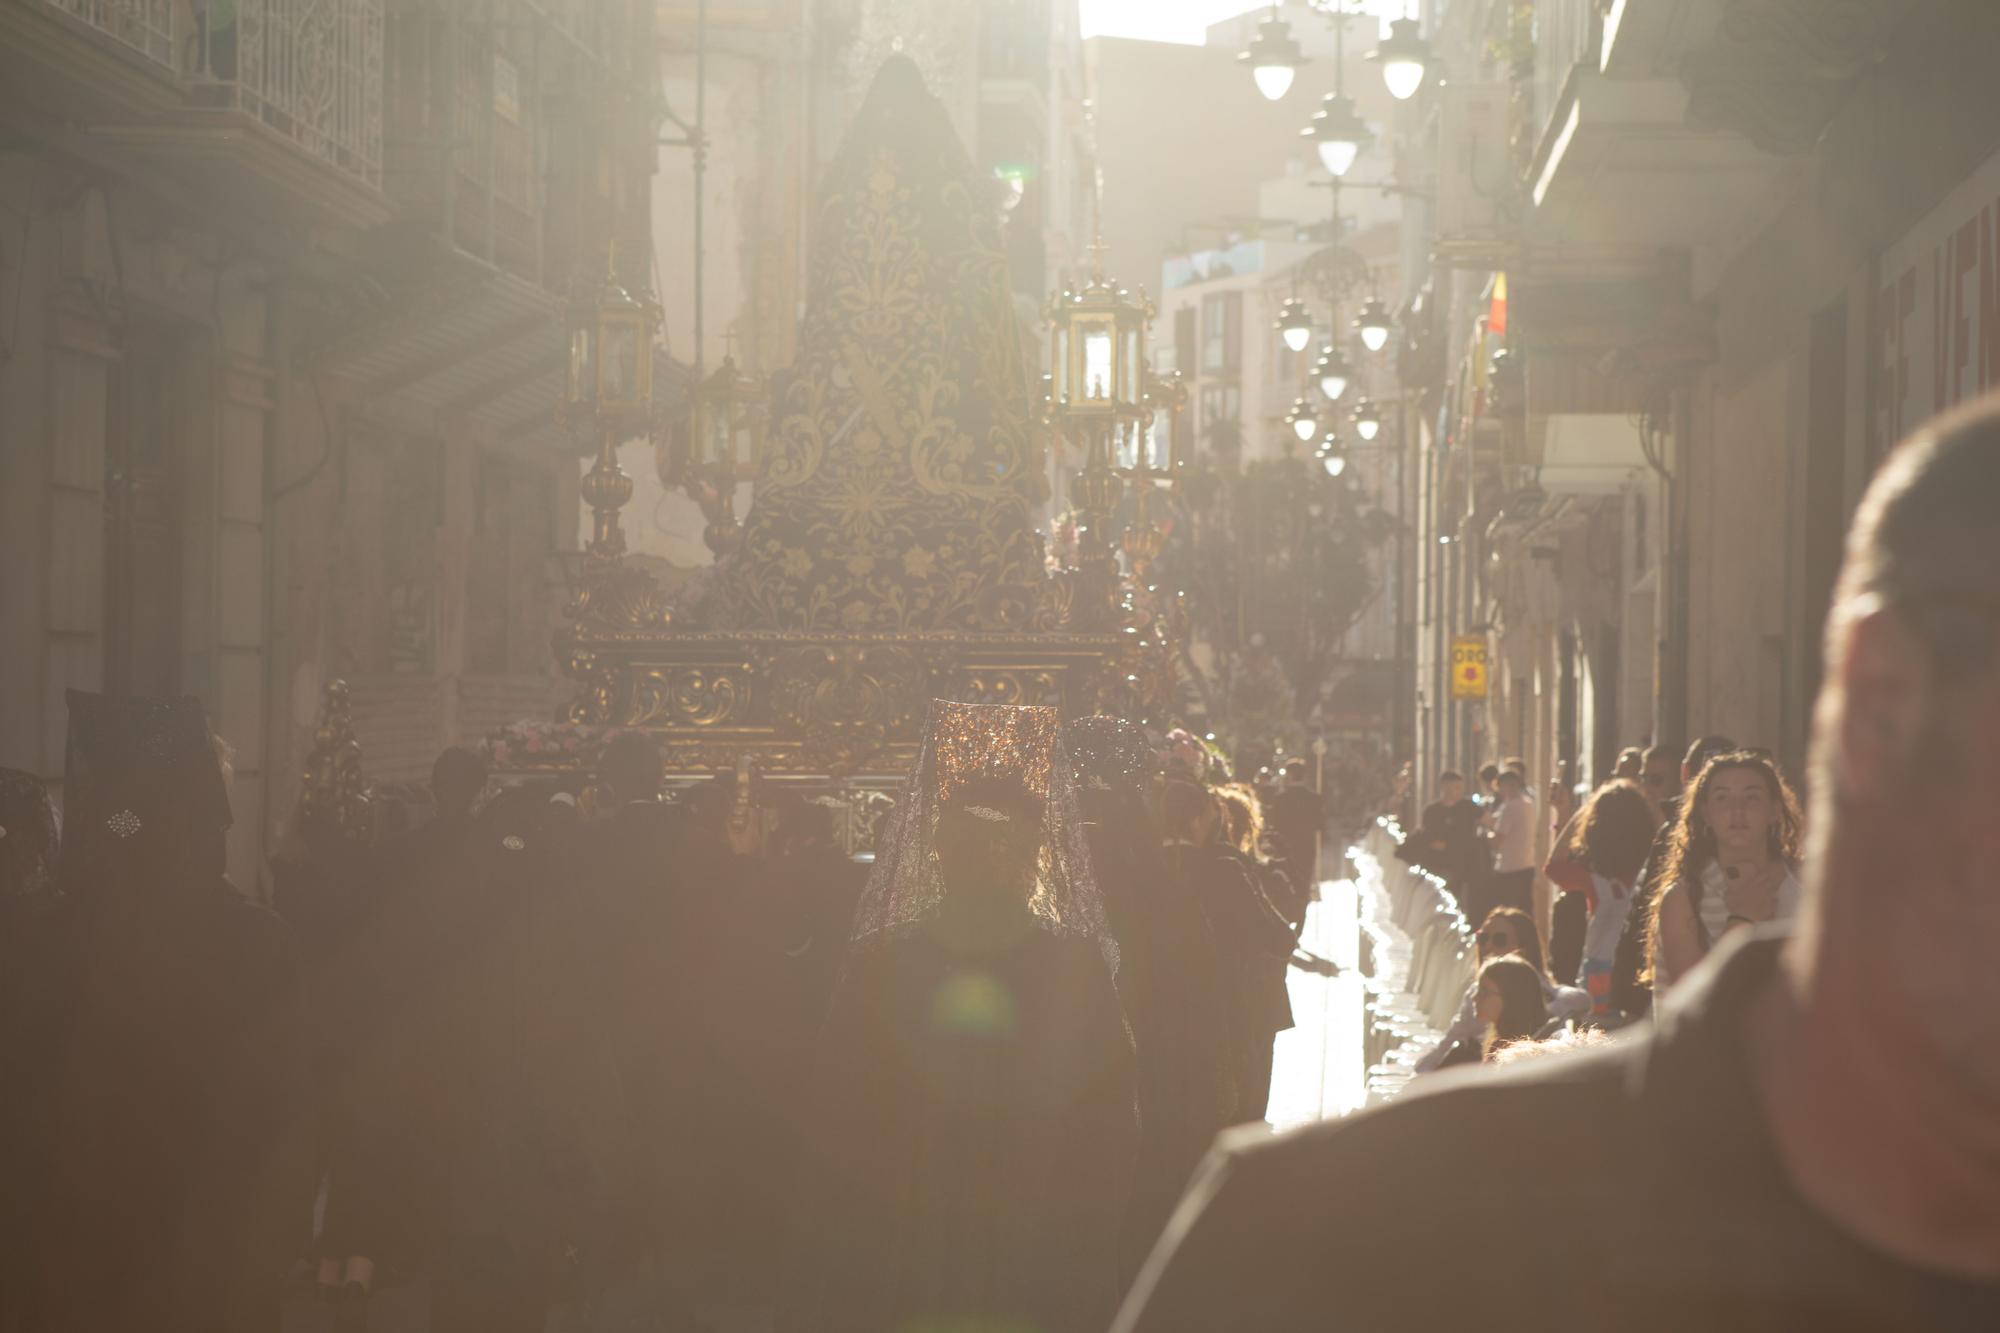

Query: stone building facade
left=1403, top=0, right=2000, bottom=925
left=0, top=0, right=657, bottom=892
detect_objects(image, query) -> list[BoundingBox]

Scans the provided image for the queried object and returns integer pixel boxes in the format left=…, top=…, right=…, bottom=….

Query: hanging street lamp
left=563, top=265, right=660, bottom=562
left=1314, top=343, right=1352, bottom=401
left=1352, top=395, right=1383, bottom=440
left=1317, top=429, right=1348, bottom=477
left=1275, top=296, right=1315, bottom=354
left=1355, top=295, right=1393, bottom=352
left=1287, top=396, right=1321, bottom=443
left=1370, top=16, right=1432, bottom=101
left=1241, top=9, right=1306, bottom=102
left=1303, top=91, right=1373, bottom=178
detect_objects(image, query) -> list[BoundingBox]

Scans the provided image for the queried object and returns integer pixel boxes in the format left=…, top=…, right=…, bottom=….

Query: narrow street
left=1268, top=870, right=1369, bottom=1130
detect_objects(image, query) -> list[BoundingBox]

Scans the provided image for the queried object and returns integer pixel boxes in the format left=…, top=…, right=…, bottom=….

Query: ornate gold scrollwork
left=565, top=561, right=678, bottom=634
left=770, top=642, right=927, bottom=770
left=630, top=666, right=748, bottom=728
left=563, top=647, right=618, bottom=726
left=955, top=670, right=1061, bottom=708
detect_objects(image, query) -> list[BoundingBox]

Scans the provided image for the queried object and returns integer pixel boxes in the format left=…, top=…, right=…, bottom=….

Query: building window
left=1202, top=291, right=1241, bottom=373
left=1174, top=306, right=1196, bottom=377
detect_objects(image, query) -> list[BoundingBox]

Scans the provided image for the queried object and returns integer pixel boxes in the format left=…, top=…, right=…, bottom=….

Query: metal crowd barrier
left=1348, top=817, right=1477, bottom=1104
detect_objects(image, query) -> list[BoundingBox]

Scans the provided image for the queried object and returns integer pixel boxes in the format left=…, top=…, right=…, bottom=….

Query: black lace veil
left=849, top=700, right=1117, bottom=974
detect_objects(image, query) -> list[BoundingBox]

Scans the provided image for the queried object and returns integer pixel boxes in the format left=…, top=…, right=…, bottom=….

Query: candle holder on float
left=661, top=350, right=767, bottom=560
left=1116, top=369, right=1187, bottom=585
left=1043, top=241, right=1153, bottom=631
left=562, top=265, right=659, bottom=564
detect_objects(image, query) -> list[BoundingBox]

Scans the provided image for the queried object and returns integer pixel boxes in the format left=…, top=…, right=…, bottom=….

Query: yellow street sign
left=1450, top=635, right=1489, bottom=701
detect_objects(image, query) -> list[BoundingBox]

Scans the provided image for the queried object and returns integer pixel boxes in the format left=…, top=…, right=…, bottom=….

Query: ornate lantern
left=565, top=265, right=660, bottom=562
left=563, top=270, right=657, bottom=436
left=1121, top=369, right=1187, bottom=478
left=691, top=354, right=766, bottom=472
left=1046, top=264, right=1153, bottom=425
left=1046, top=246, right=1155, bottom=629
left=681, top=353, right=768, bottom=558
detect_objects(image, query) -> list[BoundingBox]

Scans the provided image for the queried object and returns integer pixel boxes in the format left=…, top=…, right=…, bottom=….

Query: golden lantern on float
left=1046, top=258, right=1152, bottom=429
left=563, top=263, right=660, bottom=561
left=681, top=352, right=768, bottom=558
left=1044, top=241, right=1154, bottom=627
left=1118, top=369, right=1187, bottom=582
left=563, top=268, right=657, bottom=436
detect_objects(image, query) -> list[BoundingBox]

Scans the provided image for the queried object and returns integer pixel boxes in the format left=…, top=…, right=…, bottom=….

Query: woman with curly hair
left=1550, top=779, right=1661, bottom=1013
left=1646, top=750, right=1804, bottom=997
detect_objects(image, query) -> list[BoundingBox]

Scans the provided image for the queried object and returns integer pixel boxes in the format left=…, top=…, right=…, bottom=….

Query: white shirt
left=1654, top=861, right=1805, bottom=1002
left=1579, top=870, right=1633, bottom=980
left=1694, top=861, right=1803, bottom=947
left=1492, top=793, right=1536, bottom=873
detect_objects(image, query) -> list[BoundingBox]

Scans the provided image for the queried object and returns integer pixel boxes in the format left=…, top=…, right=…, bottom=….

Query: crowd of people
left=10, top=410, right=2000, bottom=1332
left=1111, top=396, right=2000, bottom=1330
left=0, top=694, right=1330, bottom=1333
left=1400, top=732, right=1811, bottom=1058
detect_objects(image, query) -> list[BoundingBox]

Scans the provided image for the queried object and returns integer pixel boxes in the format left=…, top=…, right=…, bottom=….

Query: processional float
left=550, top=57, right=1181, bottom=786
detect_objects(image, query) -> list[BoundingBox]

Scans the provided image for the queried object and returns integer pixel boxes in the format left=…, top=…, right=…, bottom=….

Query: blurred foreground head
left=1808, top=397, right=2000, bottom=1097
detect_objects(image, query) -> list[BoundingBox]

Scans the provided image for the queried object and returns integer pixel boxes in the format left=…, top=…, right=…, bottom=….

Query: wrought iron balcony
left=44, top=0, right=176, bottom=71
left=191, top=0, right=384, bottom=190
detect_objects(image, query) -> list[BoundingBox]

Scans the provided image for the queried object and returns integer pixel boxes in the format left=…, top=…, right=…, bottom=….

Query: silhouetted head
left=934, top=773, right=1041, bottom=903
left=596, top=732, right=663, bottom=804
left=431, top=748, right=489, bottom=820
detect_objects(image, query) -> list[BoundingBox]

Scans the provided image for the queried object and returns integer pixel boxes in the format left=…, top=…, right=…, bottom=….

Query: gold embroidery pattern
left=723, top=60, right=1048, bottom=636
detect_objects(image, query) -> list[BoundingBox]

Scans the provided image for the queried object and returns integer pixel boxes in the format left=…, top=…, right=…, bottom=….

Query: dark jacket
left=1114, top=931, right=2000, bottom=1333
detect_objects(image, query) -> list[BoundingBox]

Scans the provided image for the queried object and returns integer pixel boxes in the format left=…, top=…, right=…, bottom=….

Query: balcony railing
left=198, top=0, right=384, bottom=189
left=45, top=0, right=177, bottom=70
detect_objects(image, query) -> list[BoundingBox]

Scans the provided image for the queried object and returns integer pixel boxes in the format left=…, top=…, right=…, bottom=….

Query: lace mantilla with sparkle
left=849, top=700, right=1117, bottom=974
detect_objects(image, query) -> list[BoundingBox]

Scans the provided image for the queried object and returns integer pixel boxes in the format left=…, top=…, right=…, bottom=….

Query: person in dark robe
left=559, top=732, right=697, bottom=1280
left=33, top=691, right=315, bottom=1333
left=1262, top=758, right=1325, bottom=901
left=1162, top=779, right=1297, bottom=1126
left=737, top=793, right=870, bottom=1285
left=780, top=701, right=1138, bottom=1333
left=423, top=784, right=630, bottom=1333
left=1214, top=782, right=1301, bottom=1118
left=314, top=746, right=491, bottom=1312
left=0, top=768, right=62, bottom=1330
left=767, top=793, right=867, bottom=1013
left=1065, top=717, right=1235, bottom=1282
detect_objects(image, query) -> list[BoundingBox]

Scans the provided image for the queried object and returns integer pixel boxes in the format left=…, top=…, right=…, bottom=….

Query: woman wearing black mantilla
left=779, top=701, right=1139, bottom=1333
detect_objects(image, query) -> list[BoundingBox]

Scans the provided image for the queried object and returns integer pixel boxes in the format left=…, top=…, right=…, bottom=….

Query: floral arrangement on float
left=480, top=719, right=631, bottom=772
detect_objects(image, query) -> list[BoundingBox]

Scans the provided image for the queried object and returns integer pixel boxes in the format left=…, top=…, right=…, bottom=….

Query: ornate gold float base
left=557, top=625, right=1127, bottom=779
